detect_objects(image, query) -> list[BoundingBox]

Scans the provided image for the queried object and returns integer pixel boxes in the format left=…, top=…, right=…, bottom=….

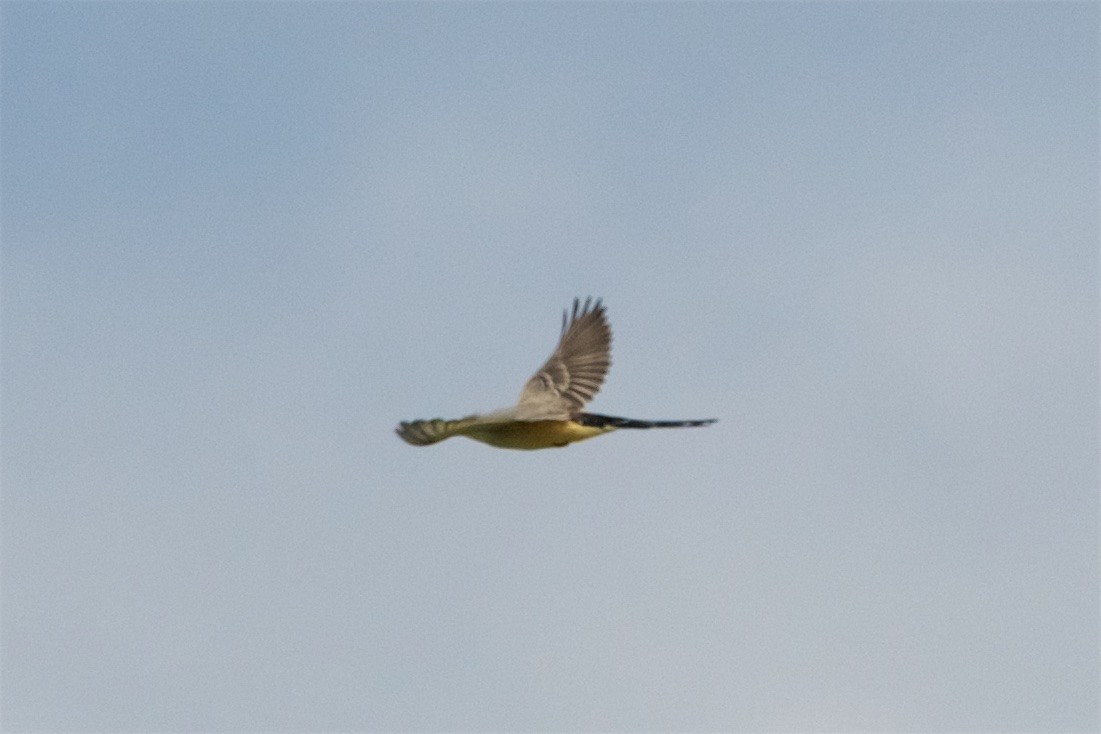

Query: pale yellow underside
left=456, top=420, right=614, bottom=450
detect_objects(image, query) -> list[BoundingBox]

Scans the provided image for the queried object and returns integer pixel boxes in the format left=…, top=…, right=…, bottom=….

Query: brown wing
left=515, top=297, right=612, bottom=419
left=395, top=418, right=467, bottom=446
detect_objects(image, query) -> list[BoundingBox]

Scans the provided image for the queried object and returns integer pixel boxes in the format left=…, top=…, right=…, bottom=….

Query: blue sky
left=3, top=2, right=1097, bottom=731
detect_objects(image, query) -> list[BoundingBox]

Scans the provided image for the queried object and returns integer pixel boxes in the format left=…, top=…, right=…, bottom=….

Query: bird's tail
left=577, top=413, right=717, bottom=429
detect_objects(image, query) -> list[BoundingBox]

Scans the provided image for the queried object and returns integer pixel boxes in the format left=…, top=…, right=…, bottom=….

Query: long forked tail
left=578, top=413, right=717, bottom=429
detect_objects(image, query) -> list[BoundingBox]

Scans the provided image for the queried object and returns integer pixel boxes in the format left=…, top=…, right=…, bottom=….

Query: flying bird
left=396, top=297, right=716, bottom=450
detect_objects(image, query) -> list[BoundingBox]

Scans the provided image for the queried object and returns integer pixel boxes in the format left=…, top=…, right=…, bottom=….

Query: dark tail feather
left=578, top=413, right=717, bottom=429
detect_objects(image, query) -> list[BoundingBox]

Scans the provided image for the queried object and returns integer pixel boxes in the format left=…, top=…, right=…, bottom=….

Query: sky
left=2, top=2, right=1097, bottom=732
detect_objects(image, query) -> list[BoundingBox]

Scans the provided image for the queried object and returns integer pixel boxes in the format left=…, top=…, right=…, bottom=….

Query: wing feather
left=394, top=418, right=468, bottom=446
left=516, top=297, right=612, bottom=419
left=395, top=415, right=511, bottom=446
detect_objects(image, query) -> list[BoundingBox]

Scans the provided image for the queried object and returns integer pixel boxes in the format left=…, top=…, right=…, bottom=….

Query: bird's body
left=398, top=415, right=609, bottom=450
left=396, top=298, right=715, bottom=450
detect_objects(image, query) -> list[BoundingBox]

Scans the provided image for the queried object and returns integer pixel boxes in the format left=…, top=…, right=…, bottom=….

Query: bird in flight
left=396, top=297, right=716, bottom=450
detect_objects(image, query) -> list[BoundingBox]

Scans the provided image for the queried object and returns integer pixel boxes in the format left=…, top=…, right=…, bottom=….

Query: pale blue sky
left=3, top=2, right=1098, bottom=731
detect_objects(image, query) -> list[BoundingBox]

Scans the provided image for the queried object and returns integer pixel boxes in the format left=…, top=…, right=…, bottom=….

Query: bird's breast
left=460, top=420, right=611, bottom=450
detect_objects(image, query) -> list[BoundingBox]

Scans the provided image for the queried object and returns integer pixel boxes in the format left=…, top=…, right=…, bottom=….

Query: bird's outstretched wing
left=396, top=416, right=483, bottom=446
left=515, top=297, right=611, bottom=420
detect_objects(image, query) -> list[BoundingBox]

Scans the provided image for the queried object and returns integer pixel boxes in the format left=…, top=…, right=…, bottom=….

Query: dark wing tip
left=563, top=296, right=605, bottom=336
left=395, top=419, right=450, bottom=446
